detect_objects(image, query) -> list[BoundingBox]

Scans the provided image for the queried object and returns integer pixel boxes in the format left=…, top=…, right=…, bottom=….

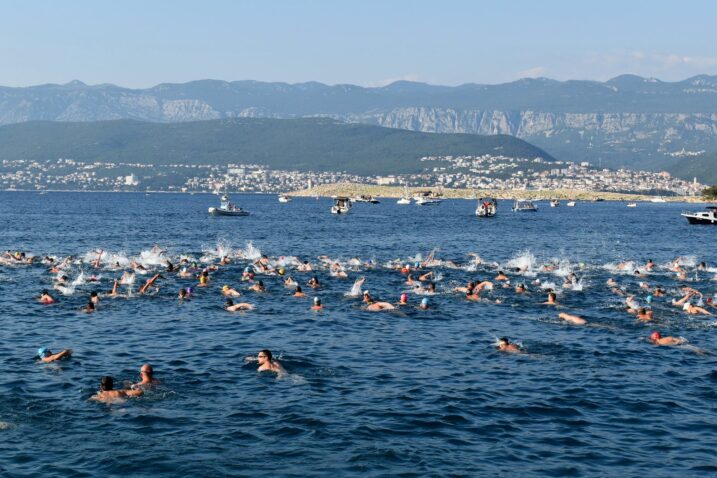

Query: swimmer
left=39, top=290, right=56, bottom=304
left=293, top=286, right=305, bottom=298
left=645, top=259, right=655, bottom=271
left=108, top=279, right=120, bottom=297
left=165, top=260, right=175, bottom=272
left=225, top=299, right=254, bottom=311
left=197, top=270, right=210, bottom=287
left=90, top=376, right=143, bottom=402
left=221, top=285, right=242, bottom=297
left=418, top=271, right=434, bottom=282
left=255, top=349, right=286, bottom=374
left=636, top=308, right=654, bottom=321
left=649, top=331, right=686, bottom=347
left=90, top=291, right=100, bottom=305
left=606, top=278, right=618, bottom=287
left=558, top=312, right=586, bottom=325
left=419, top=297, right=430, bottom=310
left=131, top=364, right=160, bottom=389
left=398, top=293, right=409, bottom=305
left=82, top=301, right=95, bottom=313
left=366, top=301, right=396, bottom=311
left=515, top=283, right=527, bottom=294
left=311, top=297, right=323, bottom=310
left=307, top=276, right=320, bottom=289
left=297, top=260, right=312, bottom=272
left=248, top=280, right=265, bottom=293
left=220, top=256, right=231, bottom=265
left=283, top=276, right=297, bottom=287
left=241, top=267, right=255, bottom=281
left=543, top=292, right=557, bottom=305
left=138, top=273, right=163, bottom=294
left=683, top=302, right=713, bottom=316
left=178, top=267, right=192, bottom=278
left=495, top=271, right=509, bottom=281
left=92, top=250, right=103, bottom=268
left=178, top=288, right=189, bottom=300
left=362, top=290, right=373, bottom=303
left=497, top=337, right=522, bottom=353
left=37, top=347, right=72, bottom=363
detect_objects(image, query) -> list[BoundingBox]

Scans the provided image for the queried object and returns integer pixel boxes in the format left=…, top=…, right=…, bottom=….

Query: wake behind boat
left=208, top=194, right=250, bottom=216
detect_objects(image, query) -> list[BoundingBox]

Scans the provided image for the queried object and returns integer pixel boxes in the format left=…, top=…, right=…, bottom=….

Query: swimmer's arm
left=123, top=389, right=143, bottom=397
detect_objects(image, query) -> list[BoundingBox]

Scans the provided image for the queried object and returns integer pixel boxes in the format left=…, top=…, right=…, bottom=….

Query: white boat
left=566, top=200, right=576, bottom=207
left=550, top=199, right=560, bottom=207
left=208, top=194, right=250, bottom=216
left=512, top=199, right=537, bottom=212
left=278, top=195, right=291, bottom=203
left=475, top=197, right=497, bottom=217
left=414, top=190, right=443, bottom=206
left=397, top=185, right=411, bottom=204
left=627, top=202, right=637, bottom=208
left=681, top=206, right=717, bottom=224
left=651, top=196, right=667, bottom=203
left=331, top=197, right=352, bottom=214
left=352, top=195, right=380, bottom=204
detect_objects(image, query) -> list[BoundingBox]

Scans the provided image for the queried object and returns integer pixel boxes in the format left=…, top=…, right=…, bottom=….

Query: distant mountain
left=0, top=118, right=554, bottom=175
left=2, top=76, right=717, bottom=180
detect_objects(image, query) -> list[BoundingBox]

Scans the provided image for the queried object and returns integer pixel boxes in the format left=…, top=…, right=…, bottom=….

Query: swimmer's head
left=400, top=293, right=408, bottom=303
left=37, top=347, right=49, bottom=358
left=363, top=290, right=370, bottom=296
left=222, top=285, right=229, bottom=291
left=683, top=302, right=691, bottom=311
left=646, top=295, right=653, bottom=303
left=295, top=286, right=302, bottom=293
left=420, top=297, right=429, bottom=308
left=278, top=267, right=285, bottom=276
left=497, top=337, right=510, bottom=348
left=100, top=376, right=114, bottom=391
left=140, top=364, right=153, bottom=377
left=258, top=349, right=272, bottom=362
left=314, top=297, right=321, bottom=306
left=186, top=287, right=193, bottom=294
left=225, top=299, right=234, bottom=307
left=650, top=331, right=661, bottom=341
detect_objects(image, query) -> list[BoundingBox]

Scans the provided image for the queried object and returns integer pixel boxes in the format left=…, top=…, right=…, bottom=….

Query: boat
left=208, top=194, right=250, bottom=216
left=475, top=197, right=498, bottom=217
left=278, top=195, right=291, bottom=203
left=353, top=195, right=380, bottom=204
left=397, top=185, right=411, bottom=205
left=627, top=202, right=637, bottom=208
left=331, top=197, right=352, bottom=214
left=550, top=199, right=560, bottom=207
left=566, top=200, right=576, bottom=207
left=414, top=190, right=443, bottom=206
left=651, top=196, right=667, bottom=203
left=681, top=206, right=717, bottom=224
left=512, top=199, right=537, bottom=212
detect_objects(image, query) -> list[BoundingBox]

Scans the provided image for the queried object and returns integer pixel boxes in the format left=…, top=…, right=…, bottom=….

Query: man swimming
left=138, top=273, right=163, bottom=294
left=558, top=312, right=586, bottom=325
left=225, top=299, right=254, bottom=311
left=255, top=349, right=286, bottom=375
left=37, top=347, right=72, bottom=363
left=649, top=331, right=686, bottom=346
left=90, top=376, right=143, bottom=402
left=311, top=297, right=323, bottom=310
left=222, top=285, right=242, bottom=297
left=131, top=364, right=160, bottom=388
left=497, top=337, right=522, bottom=353
left=39, top=290, right=56, bottom=304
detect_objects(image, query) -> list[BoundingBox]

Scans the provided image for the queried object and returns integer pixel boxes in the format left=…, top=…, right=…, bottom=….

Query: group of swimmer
left=8, top=245, right=717, bottom=384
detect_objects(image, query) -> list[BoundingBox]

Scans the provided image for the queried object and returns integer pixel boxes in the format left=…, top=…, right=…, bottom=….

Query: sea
left=1, top=191, right=716, bottom=477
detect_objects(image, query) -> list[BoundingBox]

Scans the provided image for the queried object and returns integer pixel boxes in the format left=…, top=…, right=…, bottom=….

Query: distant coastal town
left=0, top=153, right=704, bottom=196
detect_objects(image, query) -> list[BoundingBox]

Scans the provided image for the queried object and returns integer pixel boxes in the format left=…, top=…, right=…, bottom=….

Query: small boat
left=566, top=200, right=576, bottom=207
left=512, top=199, right=537, bottom=212
left=627, top=202, right=637, bottom=208
left=651, top=196, right=667, bottom=203
left=278, top=195, right=291, bottom=203
left=681, top=206, right=717, bottom=224
left=550, top=199, right=560, bottom=207
left=353, top=195, right=380, bottom=204
left=476, top=197, right=497, bottom=217
left=208, top=194, right=250, bottom=216
left=397, top=185, right=411, bottom=204
left=331, top=197, right=352, bottom=214
left=414, top=190, right=443, bottom=206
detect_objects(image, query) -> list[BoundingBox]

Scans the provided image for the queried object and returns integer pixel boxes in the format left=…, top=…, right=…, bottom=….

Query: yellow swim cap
left=222, top=285, right=229, bottom=290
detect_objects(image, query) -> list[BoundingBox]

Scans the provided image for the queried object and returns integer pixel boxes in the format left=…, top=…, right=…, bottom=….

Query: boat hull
left=208, top=207, right=250, bottom=216
left=682, top=213, right=717, bottom=224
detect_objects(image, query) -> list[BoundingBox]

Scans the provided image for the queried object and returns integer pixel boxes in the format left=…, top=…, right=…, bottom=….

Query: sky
left=0, top=0, right=715, bottom=88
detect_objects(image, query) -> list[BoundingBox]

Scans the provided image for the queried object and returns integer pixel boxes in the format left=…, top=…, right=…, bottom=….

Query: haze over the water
left=2, top=0, right=717, bottom=88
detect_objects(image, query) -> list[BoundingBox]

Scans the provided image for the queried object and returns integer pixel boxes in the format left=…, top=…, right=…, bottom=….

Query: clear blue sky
left=1, top=0, right=715, bottom=88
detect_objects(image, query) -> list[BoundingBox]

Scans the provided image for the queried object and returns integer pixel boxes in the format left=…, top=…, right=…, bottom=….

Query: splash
left=237, top=241, right=262, bottom=261
left=506, top=250, right=536, bottom=274
left=346, top=277, right=366, bottom=297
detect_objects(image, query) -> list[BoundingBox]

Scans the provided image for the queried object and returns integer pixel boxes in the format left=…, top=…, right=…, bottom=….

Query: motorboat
left=627, top=202, right=637, bottom=208
left=512, top=199, right=537, bottom=212
left=208, top=194, right=250, bottom=216
left=651, top=196, right=667, bottom=203
left=278, top=195, right=292, bottom=203
left=476, top=197, right=497, bottom=217
left=682, top=206, right=717, bottom=224
left=353, top=195, right=380, bottom=204
left=550, top=199, right=560, bottom=207
left=414, top=190, right=443, bottom=206
left=566, top=200, right=576, bottom=207
left=331, top=197, right=352, bottom=214
left=397, top=185, right=411, bottom=204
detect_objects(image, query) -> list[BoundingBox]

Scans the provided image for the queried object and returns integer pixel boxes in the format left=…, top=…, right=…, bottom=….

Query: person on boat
left=37, top=347, right=72, bottom=363
left=254, top=349, right=286, bottom=374
left=138, top=274, right=163, bottom=294
left=543, top=292, right=557, bottom=305
left=293, top=286, right=305, bottom=298
left=225, top=299, right=254, bottom=311
left=649, top=331, right=686, bottom=346
left=131, top=364, right=160, bottom=389
left=248, top=280, right=265, bottom=293
left=222, top=285, right=242, bottom=297
left=39, top=290, right=56, bottom=304
left=311, top=297, right=323, bottom=310
left=90, top=376, right=143, bottom=402
left=497, top=337, right=522, bottom=353
left=559, top=312, right=586, bottom=325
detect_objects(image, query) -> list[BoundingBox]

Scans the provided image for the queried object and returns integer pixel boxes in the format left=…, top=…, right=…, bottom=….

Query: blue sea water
left=0, top=191, right=716, bottom=477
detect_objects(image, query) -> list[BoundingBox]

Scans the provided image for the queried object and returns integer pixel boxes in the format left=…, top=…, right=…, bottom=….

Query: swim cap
left=314, top=297, right=321, bottom=304
left=37, top=347, right=48, bottom=358
left=400, top=293, right=408, bottom=302
left=421, top=297, right=429, bottom=306
left=222, top=285, right=229, bottom=290
left=646, top=295, right=653, bottom=303
left=186, top=287, right=193, bottom=294
left=363, top=290, right=369, bottom=295
left=683, top=302, right=691, bottom=311
left=650, top=331, right=661, bottom=341
left=278, top=268, right=285, bottom=276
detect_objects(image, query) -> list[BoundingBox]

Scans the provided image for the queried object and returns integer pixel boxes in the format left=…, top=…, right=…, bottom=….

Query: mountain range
left=1, top=75, right=717, bottom=182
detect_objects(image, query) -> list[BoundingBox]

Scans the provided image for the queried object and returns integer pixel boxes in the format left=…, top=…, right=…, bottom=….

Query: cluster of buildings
left=0, top=154, right=704, bottom=196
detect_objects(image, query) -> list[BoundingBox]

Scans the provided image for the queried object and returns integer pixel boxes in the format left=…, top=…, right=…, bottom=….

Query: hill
left=0, top=118, right=554, bottom=176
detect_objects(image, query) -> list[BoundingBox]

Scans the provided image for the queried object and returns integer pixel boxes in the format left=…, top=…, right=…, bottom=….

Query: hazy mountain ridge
left=2, top=76, right=717, bottom=177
